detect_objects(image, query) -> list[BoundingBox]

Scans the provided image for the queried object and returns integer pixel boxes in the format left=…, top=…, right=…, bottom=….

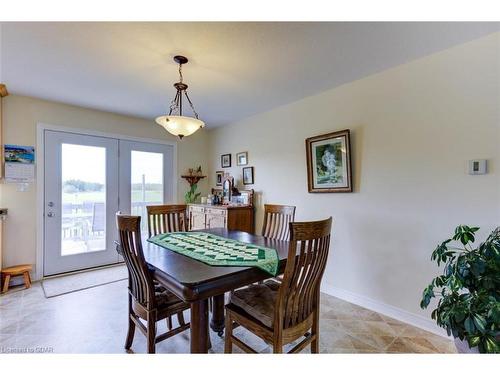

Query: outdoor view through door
left=61, top=144, right=107, bottom=256
left=43, top=129, right=174, bottom=276
left=131, top=151, right=163, bottom=232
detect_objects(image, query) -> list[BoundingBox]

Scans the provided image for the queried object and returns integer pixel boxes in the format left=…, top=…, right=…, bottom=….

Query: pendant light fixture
left=155, top=55, right=205, bottom=139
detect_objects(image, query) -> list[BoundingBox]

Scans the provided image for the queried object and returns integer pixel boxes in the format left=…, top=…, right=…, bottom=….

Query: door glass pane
left=61, top=144, right=106, bottom=255
left=131, top=151, right=164, bottom=232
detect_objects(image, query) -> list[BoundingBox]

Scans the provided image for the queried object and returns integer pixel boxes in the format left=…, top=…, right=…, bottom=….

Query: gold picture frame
left=236, top=151, right=248, bottom=166
left=305, top=129, right=352, bottom=193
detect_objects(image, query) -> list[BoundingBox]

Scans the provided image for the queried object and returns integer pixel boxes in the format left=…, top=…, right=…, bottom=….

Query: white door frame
left=35, top=122, right=178, bottom=280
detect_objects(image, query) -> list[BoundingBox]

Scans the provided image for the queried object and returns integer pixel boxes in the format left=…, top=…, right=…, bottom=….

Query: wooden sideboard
left=188, top=204, right=254, bottom=233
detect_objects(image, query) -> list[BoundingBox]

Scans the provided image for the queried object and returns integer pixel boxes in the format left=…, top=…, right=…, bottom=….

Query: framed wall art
left=236, top=151, right=248, bottom=166
left=215, top=171, right=224, bottom=186
left=221, top=153, right=231, bottom=168
left=305, top=129, right=352, bottom=193
left=242, top=166, right=254, bottom=185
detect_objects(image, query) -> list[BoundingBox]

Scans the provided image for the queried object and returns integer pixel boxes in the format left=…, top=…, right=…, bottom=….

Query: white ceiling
left=1, top=22, right=499, bottom=127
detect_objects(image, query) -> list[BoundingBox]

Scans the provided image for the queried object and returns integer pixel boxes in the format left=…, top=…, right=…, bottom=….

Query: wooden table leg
left=190, top=299, right=209, bottom=353
left=210, top=294, right=225, bottom=337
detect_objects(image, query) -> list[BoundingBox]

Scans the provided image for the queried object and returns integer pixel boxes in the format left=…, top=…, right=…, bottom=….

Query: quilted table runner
left=147, top=232, right=279, bottom=276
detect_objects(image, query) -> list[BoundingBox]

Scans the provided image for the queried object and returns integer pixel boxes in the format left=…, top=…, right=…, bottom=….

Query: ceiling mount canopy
left=155, top=55, right=205, bottom=139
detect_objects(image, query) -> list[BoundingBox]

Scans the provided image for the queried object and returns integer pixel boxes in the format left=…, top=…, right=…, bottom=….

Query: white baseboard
left=321, top=282, right=451, bottom=339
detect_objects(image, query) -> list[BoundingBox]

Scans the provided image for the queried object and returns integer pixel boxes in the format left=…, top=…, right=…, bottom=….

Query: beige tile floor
left=0, top=280, right=456, bottom=354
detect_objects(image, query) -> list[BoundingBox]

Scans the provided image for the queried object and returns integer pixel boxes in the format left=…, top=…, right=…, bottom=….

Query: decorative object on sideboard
left=155, top=55, right=205, bottom=139
left=221, top=153, right=231, bottom=168
left=211, top=188, right=254, bottom=207
left=242, top=166, right=254, bottom=185
left=184, top=184, right=201, bottom=204
left=222, top=176, right=234, bottom=204
left=421, top=225, right=500, bottom=354
left=188, top=188, right=255, bottom=233
left=236, top=151, right=248, bottom=166
left=216, top=171, right=224, bottom=186
left=305, top=129, right=352, bottom=193
left=211, top=193, right=222, bottom=205
left=231, top=185, right=241, bottom=197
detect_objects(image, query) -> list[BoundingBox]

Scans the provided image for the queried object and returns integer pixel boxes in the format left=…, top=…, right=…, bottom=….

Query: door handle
left=47, top=212, right=55, bottom=217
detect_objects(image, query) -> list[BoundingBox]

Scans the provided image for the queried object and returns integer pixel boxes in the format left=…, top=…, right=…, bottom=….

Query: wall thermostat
left=468, top=159, right=487, bottom=175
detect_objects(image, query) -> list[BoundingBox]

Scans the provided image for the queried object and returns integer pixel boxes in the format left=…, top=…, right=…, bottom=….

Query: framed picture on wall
left=236, top=151, right=248, bottom=166
left=242, top=166, right=254, bottom=185
left=305, top=129, right=352, bottom=193
left=215, top=171, right=224, bottom=186
left=221, top=154, right=231, bottom=168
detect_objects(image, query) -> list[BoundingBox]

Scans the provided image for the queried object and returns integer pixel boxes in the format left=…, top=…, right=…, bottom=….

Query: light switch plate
left=468, top=159, right=487, bottom=175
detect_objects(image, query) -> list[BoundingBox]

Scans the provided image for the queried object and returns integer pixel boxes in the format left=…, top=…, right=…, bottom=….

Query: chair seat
left=230, top=280, right=281, bottom=328
left=153, top=281, right=185, bottom=308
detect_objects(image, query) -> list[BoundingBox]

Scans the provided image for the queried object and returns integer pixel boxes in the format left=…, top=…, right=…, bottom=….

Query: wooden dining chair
left=261, top=204, right=296, bottom=241
left=224, top=217, right=333, bottom=354
left=146, top=204, right=188, bottom=238
left=146, top=204, right=188, bottom=330
left=261, top=204, right=296, bottom=283
left=116, top=213, right=191, bottom=353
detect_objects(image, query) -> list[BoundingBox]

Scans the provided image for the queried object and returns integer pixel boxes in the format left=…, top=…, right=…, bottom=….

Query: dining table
left=143, top=228, right=290, bottom=353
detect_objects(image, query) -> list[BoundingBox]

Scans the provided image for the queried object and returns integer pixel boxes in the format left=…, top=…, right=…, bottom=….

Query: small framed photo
left=221, top=154, right=231, bottom=168
left=236, top=151, right=248, bottom=166
left=242, top=166, right=254, bottom=185
left=215, top=171, right=224, bottom=186
left=305, top=129, right=352, bottom=193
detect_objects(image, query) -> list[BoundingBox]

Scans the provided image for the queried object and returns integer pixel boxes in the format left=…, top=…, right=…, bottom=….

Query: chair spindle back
left=261, top=204, right=296, bottom=241
left=277, top=217, right=332, bottom=329
left=116, top=213, right=155, bottom=309
left=146, top=204, right=187, bottom=238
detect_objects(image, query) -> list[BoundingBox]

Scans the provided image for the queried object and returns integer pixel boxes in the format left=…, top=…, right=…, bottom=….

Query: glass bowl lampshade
left=155, top=115, right=205, bottom=139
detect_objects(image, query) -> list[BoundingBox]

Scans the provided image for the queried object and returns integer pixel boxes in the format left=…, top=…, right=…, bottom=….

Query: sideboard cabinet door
left=189, top=207, right=206, bottom=230
left=206, top=213, right=226, bottom=229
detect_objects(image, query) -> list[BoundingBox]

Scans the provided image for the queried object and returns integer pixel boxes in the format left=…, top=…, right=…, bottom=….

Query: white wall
left=208, top=33, right=500, bottom=329
left=0, top=95, right=209, bottom=276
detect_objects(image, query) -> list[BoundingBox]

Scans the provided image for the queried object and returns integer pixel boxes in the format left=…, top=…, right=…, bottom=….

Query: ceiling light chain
left=178, top=63, right=184, bottom=83
left=184, top=90, right=200, bottom=119
left=168, top=89, right=180, bottom=116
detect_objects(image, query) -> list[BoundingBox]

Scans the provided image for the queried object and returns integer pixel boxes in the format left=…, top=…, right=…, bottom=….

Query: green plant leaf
left=472, top=315, right=487, bottom=333
left=464, top=317, right=475, bottom=334
left=484, top=336, right=500, bottom=353
left=488, top=303, right=500, bottom=322
left=420, top=285, right=435, bottom=309
left=468, top=335, right=481, bottom=347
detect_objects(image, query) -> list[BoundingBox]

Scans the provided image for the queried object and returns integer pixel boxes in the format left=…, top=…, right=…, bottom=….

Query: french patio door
left=118, top=140, right=174, bottom=233
left=43, top=130, right=174, bottom=276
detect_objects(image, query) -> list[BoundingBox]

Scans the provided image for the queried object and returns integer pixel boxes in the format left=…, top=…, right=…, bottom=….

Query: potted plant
left=185, top=183, right=201, bottom=204
left=421, top=225, right=500, bottom=353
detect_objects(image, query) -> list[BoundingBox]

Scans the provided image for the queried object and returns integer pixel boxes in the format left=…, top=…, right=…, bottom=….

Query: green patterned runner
left=147, top=232, right=279, bottom=276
